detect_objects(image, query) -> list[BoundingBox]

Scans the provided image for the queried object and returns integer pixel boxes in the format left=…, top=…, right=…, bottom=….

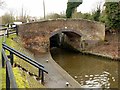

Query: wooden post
left=16, top=25, right=18, bottom=36
left=7, top=28, right=9, bottom=38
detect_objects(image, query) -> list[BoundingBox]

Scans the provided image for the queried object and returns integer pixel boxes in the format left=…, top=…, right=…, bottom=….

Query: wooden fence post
left=16, top=25, right=18, bottom=36
left=7, top=28, right=9, bottom=38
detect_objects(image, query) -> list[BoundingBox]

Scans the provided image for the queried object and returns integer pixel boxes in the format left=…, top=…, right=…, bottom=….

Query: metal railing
left=2, top=49, right=18, bottom=89
left=2, top=43, right=48, bottom=87
left=1, top=25, right=48, bottom=88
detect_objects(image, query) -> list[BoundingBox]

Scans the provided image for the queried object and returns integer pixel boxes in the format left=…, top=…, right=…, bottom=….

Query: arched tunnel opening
left=50, top=34, right=60, bottom=48
left=50, top=31, right=82, bottom=52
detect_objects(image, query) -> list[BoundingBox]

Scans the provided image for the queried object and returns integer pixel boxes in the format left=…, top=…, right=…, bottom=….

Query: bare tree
left=15, top=6, right=30, bottom=23
left=20, top=7, right=29, bottom=23
left=0, top=0, right=4, bottom=7
left=2, top=13, right=15, bottom=24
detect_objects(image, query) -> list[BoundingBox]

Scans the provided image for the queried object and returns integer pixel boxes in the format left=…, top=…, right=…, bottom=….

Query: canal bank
left=0, top=35, right=45, bottom=88
left=15, top=34, right=120, bottom=88
left=50, top=48, right=119, bottom=88
left=82, top=51, right=119, bottom=60
left=82, top=31, right=119, bottom=60
left=6, top=35, right=81, bottom=88
left=34, top=52, right=81, bottom=88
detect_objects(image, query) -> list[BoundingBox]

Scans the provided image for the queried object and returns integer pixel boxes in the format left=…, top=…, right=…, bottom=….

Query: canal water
left=50, top=47, right=119, bottom=89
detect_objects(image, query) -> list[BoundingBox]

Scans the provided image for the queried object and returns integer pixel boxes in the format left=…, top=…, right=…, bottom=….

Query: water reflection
left=80, top=71, right=114, bottom=88
left=50, top=48, right=119, bottom=88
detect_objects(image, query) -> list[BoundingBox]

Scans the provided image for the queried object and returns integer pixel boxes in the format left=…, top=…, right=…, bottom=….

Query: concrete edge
left=48, top=52, right=81, bottom=88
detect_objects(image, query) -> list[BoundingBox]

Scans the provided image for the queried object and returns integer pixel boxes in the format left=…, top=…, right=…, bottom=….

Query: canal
left=50, top=47, right=119, bottom=88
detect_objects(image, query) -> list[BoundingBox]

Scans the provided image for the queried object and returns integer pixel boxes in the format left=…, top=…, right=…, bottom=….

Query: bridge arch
left=50, top=28, right=83, bottom=38
left=49, top=28, right=83, bottom=50
left=18, top=19, right=105, bottom=53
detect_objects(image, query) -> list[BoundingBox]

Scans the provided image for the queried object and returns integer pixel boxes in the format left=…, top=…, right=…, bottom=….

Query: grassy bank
left=0, top=35, right=44, bottom=88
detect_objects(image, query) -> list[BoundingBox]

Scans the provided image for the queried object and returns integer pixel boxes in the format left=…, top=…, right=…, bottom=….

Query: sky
left=0, top=0, right=105, bottom=18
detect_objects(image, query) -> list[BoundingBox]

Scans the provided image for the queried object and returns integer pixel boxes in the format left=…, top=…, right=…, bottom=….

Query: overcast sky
left=0, top=0, right=105, bottom=18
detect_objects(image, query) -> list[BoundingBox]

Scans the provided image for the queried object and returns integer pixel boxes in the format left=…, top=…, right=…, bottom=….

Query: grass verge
left=1, top=35, right=44, bottom=88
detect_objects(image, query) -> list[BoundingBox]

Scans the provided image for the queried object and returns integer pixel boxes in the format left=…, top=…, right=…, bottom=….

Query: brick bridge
left=18, top=19, right=105, bottom=53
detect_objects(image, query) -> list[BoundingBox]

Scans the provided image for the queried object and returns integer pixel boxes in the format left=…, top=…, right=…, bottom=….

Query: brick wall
left=18, top=19, right=105, bottom=53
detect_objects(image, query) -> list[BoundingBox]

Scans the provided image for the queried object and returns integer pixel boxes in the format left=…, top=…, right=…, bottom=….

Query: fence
left=0, top=24, right=18, bottom=37
left=1, top=24, right=48, bottom=89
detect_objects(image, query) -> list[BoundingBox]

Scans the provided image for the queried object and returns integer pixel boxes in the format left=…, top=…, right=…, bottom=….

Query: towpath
left=35, top=52, right=81, bottom=88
